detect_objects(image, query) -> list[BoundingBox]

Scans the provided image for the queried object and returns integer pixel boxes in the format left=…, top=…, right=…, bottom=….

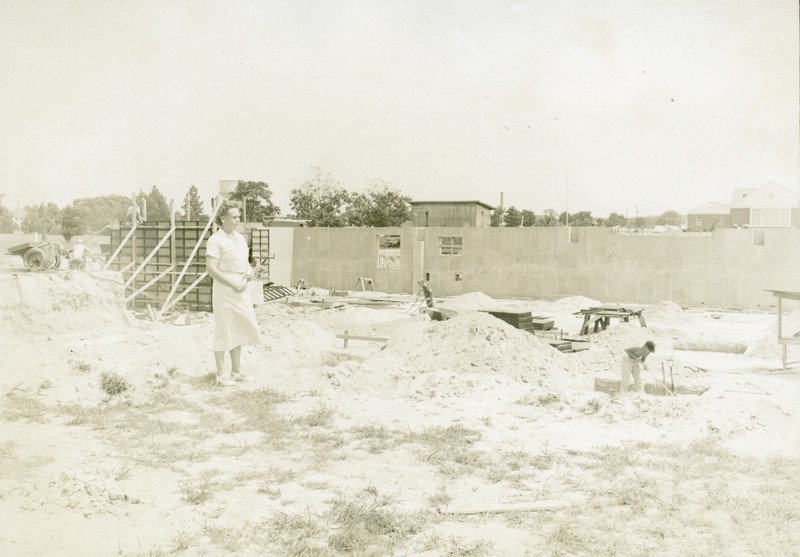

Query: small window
left=753, top=229, right=765, bottom=246
left=439, top=236, right=463, bottom=255
left=569, top=228, right=579, bottom=243
left=455, top=273, right=462, bottom=281
left=696, top=216, right=702, bottom=225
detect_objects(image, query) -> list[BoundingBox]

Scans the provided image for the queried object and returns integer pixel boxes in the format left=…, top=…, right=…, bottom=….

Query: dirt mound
left=643, top=301, right=691, bottom=323
left=0, top=271, right=134, bottom=335
left=364, top=311, right=567, bottom=380
left=545, top=295, right=602, bottom=313
left=437, top=291, right=498, bottom=312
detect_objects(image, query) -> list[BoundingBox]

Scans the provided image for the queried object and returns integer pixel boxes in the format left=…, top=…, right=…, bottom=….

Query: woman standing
left=205, top=201, right=262, bottom=386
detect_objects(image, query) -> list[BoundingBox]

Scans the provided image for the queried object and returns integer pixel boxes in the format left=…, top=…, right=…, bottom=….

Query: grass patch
left=1, top=393, right=48, bottom=422
left=268, top=513, right=332, bottom=556
left=349, top=424, right=401, bottom=454
left=222, top=388, right=291, bottom=435
left=326, top=489, right=425, bottom=555
left=529, top=438, right=800, bottom=557
left=180, top=473, right=217, bottom=505
left=294, top=402, right=335, bottom=428
left=99, top=371, right=130, bottom=397
left=404, top=424, right=489, bottom=475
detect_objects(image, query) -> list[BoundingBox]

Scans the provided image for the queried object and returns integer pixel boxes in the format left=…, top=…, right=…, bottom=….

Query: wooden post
left=776, top=293, right=787, bottom=370
left=343, top=329, right=349, bottom=349
left=169, top=200, right=177, bottom=300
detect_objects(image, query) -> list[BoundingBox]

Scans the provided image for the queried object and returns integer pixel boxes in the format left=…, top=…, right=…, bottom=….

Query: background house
left=730, top=182, right=800, bottom=228
left=689, top=182, right=800, bottom=231
left=406, top=200, right=494, bottom=227
left=687, top=201, right=730, bottom=232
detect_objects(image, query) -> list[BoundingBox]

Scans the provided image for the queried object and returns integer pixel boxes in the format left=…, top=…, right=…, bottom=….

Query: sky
left=1, top=0, right=798, bottom=218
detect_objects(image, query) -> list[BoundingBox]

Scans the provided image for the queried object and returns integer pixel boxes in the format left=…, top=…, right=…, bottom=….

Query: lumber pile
left=481, top=310, right=554, bottom=332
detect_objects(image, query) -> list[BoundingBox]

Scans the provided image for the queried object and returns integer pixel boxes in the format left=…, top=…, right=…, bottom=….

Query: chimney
left=499, top=192, right=504, bottom=211
left=219, top=179, right=237, bottom=200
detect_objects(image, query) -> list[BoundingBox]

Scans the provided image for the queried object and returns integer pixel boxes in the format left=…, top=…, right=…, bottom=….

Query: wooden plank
left=439, top=500, right=578, bottom=515
left=336, top=334, right=389, bottom=343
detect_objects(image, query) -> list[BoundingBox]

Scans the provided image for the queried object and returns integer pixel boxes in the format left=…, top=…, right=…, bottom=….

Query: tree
left=290, top=167, right=350, bottom=227
left=230, top=181, right=280, bottom=223
left=345, top=180, right=412, bottom=227
left=570, top=211, right=595, bottom=226
left=536, top=209, right=558, bottom=227
left=67, top=194, right=131, bottom=232
left=503, top=206, right=523, bottom=227
left=141, top=185, right=171, bottom=221
left=521, top=209, right=535, bottom=227
left=558, top=211, right=568, bottom=226
left=490, top=208, right=504, bottom=227
left=0, top=205, right=13, bottom=233
left=61, top=206, right=88, bottom=240
left=606, top=212, right=627, bottom=227
left=22, top=203, right=62, bottom=235
left=658, top=210, right=682, bottom=226
left=180, top=185, right=208, bottom=221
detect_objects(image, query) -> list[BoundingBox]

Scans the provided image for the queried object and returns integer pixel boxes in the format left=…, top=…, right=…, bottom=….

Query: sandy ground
left=1, top=258, right=799, bottom=556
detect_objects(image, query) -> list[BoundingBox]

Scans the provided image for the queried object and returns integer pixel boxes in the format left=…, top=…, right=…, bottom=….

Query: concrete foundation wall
left=291, top=227, right=800, bottom=309
left=267, top=227, right=294, bottom=287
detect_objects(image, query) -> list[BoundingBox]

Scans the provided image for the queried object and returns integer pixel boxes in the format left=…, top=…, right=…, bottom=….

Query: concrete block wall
left=290, top=226, right=800, bottom=309
left=291, top=227, right=416, bottom=293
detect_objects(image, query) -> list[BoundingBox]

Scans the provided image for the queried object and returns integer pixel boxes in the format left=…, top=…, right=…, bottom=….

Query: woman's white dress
left=206, top=229, right=262, bottom=352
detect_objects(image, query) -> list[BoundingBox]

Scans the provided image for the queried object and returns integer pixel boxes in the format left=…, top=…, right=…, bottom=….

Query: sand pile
left=320, top=310, right=573, bottom=398
left=363, top=311, right=567, bottom=380
left=0, top=271, right=133, bottom=335
left=643, top=301, right=692, bottom=323
left=437, top=291, right=498, bottom=312
left=545, top=295, right=602, bottom=313
left=256, top=315, right=338, bottom=366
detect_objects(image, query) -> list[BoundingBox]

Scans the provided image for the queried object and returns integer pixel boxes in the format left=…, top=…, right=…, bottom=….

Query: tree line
left=0, top=167, right=683, bottom=238
left=490, top=207, right=683, bottom=229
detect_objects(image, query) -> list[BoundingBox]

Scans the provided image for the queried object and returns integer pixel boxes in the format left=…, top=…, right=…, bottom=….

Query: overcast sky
left=1, top=0, right=798, bottom=218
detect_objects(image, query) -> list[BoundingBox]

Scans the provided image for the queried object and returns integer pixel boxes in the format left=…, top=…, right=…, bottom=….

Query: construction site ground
left=1, top=258, right=799, bottom=557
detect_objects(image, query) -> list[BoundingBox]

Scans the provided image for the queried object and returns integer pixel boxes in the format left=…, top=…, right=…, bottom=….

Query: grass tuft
left=100, top=371, right=130, bottom=397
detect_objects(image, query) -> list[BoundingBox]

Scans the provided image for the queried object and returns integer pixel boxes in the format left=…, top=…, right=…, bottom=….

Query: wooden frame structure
left=765, top=289, right=800, bottom=370
left=105, top=195, right=223, bottom=318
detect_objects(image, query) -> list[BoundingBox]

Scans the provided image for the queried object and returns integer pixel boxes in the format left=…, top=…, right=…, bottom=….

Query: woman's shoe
left=231, top=371, right=248, bottom=382
left=216, top=374, right=236, bottom=387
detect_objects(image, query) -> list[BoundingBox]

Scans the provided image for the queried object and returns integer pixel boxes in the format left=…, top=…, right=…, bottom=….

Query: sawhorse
left=356, top=277, right=375, bottom=291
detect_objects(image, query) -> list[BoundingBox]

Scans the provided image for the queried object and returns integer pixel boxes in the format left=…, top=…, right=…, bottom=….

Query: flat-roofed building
left=407, top=200, right=495, bottom=227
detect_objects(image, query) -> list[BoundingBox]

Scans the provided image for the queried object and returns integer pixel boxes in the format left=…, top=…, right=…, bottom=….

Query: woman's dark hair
left=214, top=201, right=241, bottom=226
left=644, top=340, right=655, bottom=352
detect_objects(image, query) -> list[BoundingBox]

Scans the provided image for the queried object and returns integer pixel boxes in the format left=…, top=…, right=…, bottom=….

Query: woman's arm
left=206, top=256, right=245, bottom=291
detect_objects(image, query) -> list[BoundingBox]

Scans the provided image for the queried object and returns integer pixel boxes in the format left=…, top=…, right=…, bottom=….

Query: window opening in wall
left=439, top=236, right=463, bottom=255
left=425, top=272, right=430, bottom=281
left=569, top=228, right=579, bottom=243
left=377, top=234, right=401, bottom=269
left=696, top=216, right=702, bottom=226
left=455, top=273, right=462, bottom=281
left=752, top=229, right=765, bottom=246
left=378, top=235, right=400, bottom=249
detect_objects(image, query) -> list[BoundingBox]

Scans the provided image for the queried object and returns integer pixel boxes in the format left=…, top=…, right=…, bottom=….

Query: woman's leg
left=214, top=351, right=226, bottom=374
left=230, top=346, right=242, bottom=374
